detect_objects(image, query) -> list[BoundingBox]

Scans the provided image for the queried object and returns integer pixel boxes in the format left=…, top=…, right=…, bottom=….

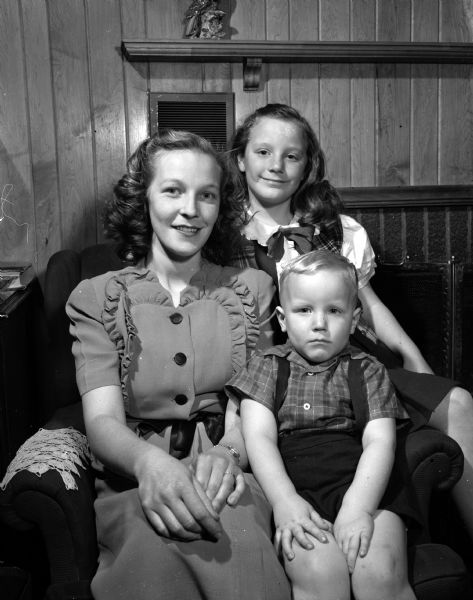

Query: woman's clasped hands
left=135, top=443, right=245, bottom=543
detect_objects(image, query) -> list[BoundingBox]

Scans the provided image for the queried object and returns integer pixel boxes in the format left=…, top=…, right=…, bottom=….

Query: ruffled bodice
left=67, top=262, right=273, bottom=421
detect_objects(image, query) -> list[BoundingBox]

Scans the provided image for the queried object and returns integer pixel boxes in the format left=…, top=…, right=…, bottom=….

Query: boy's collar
left=266, top=342, right=364, bottom=372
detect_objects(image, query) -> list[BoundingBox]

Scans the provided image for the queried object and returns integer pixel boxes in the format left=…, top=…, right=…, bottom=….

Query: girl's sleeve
left=240, top=267, right=279, bottom=351
left=66, top=279, right=121, bottom=396
left=340, top=214, right=377, bottom=288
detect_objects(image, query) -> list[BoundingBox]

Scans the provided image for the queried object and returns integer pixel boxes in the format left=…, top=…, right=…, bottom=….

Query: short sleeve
left=66, top=278, right=121, bottom=396
left=362, top=357, right=409, bottom=421
left=225, top=353, right=276, bottom=413
left=340, top=214, right=376, bottom=288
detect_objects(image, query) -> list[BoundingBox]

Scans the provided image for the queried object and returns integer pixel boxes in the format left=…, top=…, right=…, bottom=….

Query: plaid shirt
left=226, top=343, right=409, bottom=433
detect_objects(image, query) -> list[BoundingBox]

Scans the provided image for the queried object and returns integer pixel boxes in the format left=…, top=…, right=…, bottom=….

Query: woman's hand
left=334, top=507, right=374, bottom=573
left=273, top=495, right=332, bottom=561
left=135, top=447, right=222, bottom=542
left=191, top=446, right=245, bottom=513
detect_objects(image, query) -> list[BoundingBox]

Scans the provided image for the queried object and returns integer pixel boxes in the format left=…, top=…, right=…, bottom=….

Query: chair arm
left=0, top=429, right=98, bottom=586
left=404, top=426, right=464, bottom=544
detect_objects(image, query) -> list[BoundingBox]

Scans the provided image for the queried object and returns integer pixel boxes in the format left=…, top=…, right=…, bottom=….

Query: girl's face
left=238, top=116, right=307, bottom=214
left=147, top=149, right=221, bottom=261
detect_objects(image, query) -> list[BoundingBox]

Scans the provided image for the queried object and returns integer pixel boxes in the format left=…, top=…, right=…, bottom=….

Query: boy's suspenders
left=274, top=355, right=367, bottom=433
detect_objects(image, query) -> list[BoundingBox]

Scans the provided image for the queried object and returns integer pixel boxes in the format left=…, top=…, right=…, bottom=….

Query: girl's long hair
left=228, top=103, right=343, bottom=227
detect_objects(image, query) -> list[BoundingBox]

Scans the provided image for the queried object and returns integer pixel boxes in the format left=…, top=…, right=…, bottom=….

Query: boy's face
left=277, top=269, right=361, bottom=364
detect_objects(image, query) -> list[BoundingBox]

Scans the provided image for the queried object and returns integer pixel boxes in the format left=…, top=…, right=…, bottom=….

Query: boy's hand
left=333, top=507, right=374, bottom=572
left=273, top=495, right=332, bottom=561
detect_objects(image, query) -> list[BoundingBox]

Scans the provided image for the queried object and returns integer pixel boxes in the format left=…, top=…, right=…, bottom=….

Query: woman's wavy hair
left=227, top=103, right=343, bottom=228
left=104, top=130, right=246, bottom=264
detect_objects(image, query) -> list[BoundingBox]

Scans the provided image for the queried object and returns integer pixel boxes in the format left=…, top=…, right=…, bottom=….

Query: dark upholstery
left=0, top=243, right=471, bottom=600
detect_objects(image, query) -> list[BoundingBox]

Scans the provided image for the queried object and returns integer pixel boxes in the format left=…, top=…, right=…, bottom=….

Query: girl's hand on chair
left=273, top=495, right=332, bottom=561
left=191, top=447, right=245, bottom=513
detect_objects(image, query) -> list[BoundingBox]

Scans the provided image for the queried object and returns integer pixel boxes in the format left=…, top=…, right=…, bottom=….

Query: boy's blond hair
left=279, top=249, right=359, bottom=308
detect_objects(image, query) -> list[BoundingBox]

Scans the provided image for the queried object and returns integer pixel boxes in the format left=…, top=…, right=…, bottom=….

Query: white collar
left=244, top=208, right=322, bottom=246
left=244, top=208, right=302, bottom=247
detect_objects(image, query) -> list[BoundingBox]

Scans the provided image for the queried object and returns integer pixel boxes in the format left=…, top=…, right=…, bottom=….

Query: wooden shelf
left=121, top=39, right=473, bottom=90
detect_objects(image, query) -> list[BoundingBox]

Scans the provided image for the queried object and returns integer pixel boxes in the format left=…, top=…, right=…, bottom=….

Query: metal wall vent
left=149, top=92, right=234, bottom=151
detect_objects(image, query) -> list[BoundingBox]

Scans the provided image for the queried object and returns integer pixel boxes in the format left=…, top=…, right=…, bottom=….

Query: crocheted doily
left=0, top=427, right=91, bottom=491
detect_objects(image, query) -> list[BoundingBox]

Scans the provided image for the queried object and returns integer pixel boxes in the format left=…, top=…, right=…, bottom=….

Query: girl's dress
left=231, top=211, right=458, bottom=427
left=66, top=262, right=291, bottom=600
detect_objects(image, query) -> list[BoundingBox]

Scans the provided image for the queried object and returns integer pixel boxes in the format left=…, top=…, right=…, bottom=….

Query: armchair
left=0, top=243, right=471, bottom=600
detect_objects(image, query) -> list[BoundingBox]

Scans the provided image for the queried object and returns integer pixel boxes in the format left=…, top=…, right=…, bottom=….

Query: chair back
left=41, top=244, right=125, bottom=424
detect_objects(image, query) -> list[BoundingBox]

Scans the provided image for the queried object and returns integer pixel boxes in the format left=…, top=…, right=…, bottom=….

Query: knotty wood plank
left=21, top=0, right=60, bottom=276
left=319, top=0, right=350, bottom=187
left=148, top=1, right=202, bottom=94
left=49, top=0, right=96, bottom=251
left=121, top=0, right=148, bottom=154
left=350, top=0, right=378, bottom=255
left=289, top=0, right=320, bottom=136
left=266, top=0, right=290, bottom=105
left=412, top=0, right=439, bottom=185
left=0, top=0, right=34, bottom=264
left=376, top=0, right=411, bottom=263
left=203, top=0, right=232, bottom=93
left=410, top=0, right=440, bottom=261
left=87, top=0, right=127, bottom=242
left=351, top=0, right=376, bottom=186
left=440, top=0, right=473, bottom=263
left=231, top=0, right=266, bottom=124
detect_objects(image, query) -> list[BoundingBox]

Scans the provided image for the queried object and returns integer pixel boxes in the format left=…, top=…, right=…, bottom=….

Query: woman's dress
left=66, top=262, right=290, bottom=600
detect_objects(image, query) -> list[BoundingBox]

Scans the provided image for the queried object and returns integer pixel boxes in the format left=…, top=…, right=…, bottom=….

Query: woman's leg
left=351, top=510, right=415, bottom=600
left=429, top=386, right=473, bottom=539
left=284, top=533, right=350, bottom=600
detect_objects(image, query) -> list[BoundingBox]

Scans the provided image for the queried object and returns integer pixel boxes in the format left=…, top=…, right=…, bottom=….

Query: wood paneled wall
left=1, top=0, right=472, bottom=278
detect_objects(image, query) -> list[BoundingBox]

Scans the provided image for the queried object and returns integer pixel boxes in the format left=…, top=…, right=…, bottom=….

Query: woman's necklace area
left=147, top=256, right=203, bottom=306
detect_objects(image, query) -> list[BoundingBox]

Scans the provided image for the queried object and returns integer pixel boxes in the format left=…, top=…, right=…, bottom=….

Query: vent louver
left=149, top=93, right=234, bottom=151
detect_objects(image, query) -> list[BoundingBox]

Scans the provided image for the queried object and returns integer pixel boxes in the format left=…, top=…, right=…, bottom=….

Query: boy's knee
left=352, top=548, right=407, bottom=599
left=285, top=543, right=349, bottom=597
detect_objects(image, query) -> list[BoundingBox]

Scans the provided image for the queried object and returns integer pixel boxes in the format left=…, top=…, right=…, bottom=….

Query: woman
left=66, top=130, right=291, bottom=600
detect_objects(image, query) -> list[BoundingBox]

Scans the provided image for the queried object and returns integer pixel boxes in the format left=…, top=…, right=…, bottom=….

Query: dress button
left=175, top=394, right=188, bottom=405
left=170, top=312, right=183, bottom=324
left=303, top=403, right=311, bottom=410
left=173, top=352, right=187, bottom=366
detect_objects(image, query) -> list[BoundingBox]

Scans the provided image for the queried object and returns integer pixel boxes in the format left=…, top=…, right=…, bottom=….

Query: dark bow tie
left=266, top=224, right=316, bottom=261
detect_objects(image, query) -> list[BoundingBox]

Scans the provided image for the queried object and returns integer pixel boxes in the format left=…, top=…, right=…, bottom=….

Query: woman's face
left=237, top=116, right=307, bottom=213
left=147, top=149, right=221, bottom=261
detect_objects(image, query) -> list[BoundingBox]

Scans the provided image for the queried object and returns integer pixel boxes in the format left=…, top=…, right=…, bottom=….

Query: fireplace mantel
left=121, top=39, right=473, bottom=90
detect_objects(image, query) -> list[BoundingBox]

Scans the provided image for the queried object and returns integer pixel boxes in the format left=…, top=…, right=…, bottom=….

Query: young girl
left=227, top=102, right=473, bottom=540
left=227, top=250, right=418, bottom=600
